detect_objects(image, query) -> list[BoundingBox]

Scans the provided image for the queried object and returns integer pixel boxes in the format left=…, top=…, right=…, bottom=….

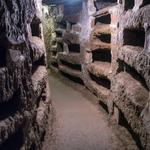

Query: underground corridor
left=0, top=0, right=150, bottom=150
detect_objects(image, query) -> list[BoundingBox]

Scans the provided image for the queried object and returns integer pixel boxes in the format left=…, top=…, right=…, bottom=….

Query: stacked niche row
left=50, top=2, right=84, bottom=85
left=111, top=0, right=150, bottom=149
left=84, top=4, right=118, bottom=111
left=0, top=0, right=50, bottom=149
left=49, top=1, right=150, bottom=149
left=58, top=22, right=84, bottom=85
left=50, top=11, right=65, bottom=72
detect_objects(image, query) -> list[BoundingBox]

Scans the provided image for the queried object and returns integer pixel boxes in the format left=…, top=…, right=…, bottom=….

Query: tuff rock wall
left=47, top=0, right=150, bottom=149
left=0, top=0, right=51, bottom=150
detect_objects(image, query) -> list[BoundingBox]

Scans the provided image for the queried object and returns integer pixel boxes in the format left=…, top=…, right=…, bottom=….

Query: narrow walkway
left=42, top=73, right=124, bottom=150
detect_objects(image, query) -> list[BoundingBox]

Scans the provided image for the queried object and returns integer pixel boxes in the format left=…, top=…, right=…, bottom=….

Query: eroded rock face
left=0, top=0, right=50, bottom=149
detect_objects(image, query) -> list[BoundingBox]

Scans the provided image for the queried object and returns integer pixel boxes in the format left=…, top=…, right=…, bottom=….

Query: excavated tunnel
left=0, top=0, right=150, bottom=150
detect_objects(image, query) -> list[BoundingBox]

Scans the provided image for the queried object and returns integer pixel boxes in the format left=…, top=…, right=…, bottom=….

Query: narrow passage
left=42, top=73, right=124, bottom=150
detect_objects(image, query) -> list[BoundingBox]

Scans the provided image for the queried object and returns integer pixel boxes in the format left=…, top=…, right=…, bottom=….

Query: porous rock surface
left=0, top=0, right=50, bottom=149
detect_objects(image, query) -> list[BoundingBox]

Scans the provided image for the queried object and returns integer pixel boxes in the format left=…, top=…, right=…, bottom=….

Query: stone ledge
left=86, top=79, right=110, bottom=105
left=59, top=65, right=82, bottom=79
left=63, top=32, right=80, bottom=44
left=87, top=61, right=111, bottom=80
left=116, top=72, right=149, bottom=108
left=90, top=39, right=111, bottom=50
left=58, top=52, right=81, bottom=64
left=93, top=24, right=111, bottom=35
left=118, top=46, right=150, bottom=89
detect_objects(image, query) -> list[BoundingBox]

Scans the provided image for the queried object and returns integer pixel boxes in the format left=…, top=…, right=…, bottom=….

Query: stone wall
left=48, top=0, right=150, bottom=149
left=0, top=0, right=50, bottom=149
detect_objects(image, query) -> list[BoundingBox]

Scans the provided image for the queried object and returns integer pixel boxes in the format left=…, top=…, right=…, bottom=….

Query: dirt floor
left=42, top=72, right=137, bottom=150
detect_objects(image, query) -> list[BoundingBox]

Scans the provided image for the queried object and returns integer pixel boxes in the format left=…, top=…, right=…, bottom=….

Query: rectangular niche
left=67, top=22, right=76, bottom=31
left=0, top=91, right=21, bottom=121
left=0, top=127, right=24, bottom=150
left=30, top=22, right=41, bottom=37
left=94, top=0, right=117, bottom=10
left=60, top=71, right=84, bottom=85
left=55, top=30, right=63, bottom=37
left=95, top=13, right=111, bottom=25
left=32, top=55, right=45, bottom=74
left=92, top=49, right=111, bottom=62
left=140, top=0, right=150, bottom=7
left=0, top=45, right=6, bottom=68
left=89, top=72, right=111, bottom=89
left=51, top=51, right=57, bottom=57
left=51, top=62, right=58, bottom=68
left=99, top=100, right=109, bottom=113
left=124, top=0, right=135, bottom=10
left=68, top=44, right=80, bottom=53
left=60, top=60, right=81, bottom=71
left=143, top=0, right=150, bottom=6
left=58, top=21, right=67, bottom=30
left=57, top=43, right=64, bottom=52
left=96, top=33, right=111, bottom=43
left=117, top=59, right=149, bottom=90
left=123, top=28, right=145, bottom=47
left=51, top=40, right=56, bottom=46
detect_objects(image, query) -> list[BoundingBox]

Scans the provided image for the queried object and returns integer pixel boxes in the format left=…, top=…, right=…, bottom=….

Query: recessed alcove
left=89, top=72, right=111, bottom=89
left=60, top=71, right=84, bottom=85
left=99, top=100, right=109, bottom=113
left=31, top=21, right=41, bottom=37
left=0, top=91, right=21, bottom=121
left=32, top=55, right=45, bottom=74
left=51, top=51, right=57, bottom=57
left=117, top=59, right=149, bottom=90
left=96, top=33, right=111, bottom=43
left=55, top=30, right=63, bottom=37
left=51, top=40, right=56, bottom=46
left=57, top=43, right=64, bottom=52
left=51, top=62, right=59, bottom=68
left=123, top=28, right=145, bottom=47
left=58, top=21, right=67, bottom=29
left=94, top=0, right=118, bottom=10
left=29, top=144, right=36, bottom=150
left=68, top=44, right=80, bottom=53
left=124, top=0, right=135, bottom=10
left=0, top=127, right=24, bottom=150
left=140, top=0, right=150, bottom=8
left=95, top=13, right=111, bottom=25
left=0, top=46, right=6, bottom=68
left=92, top=49, right=111, bottom=62
left=60, top=60, right=81, bottom=71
